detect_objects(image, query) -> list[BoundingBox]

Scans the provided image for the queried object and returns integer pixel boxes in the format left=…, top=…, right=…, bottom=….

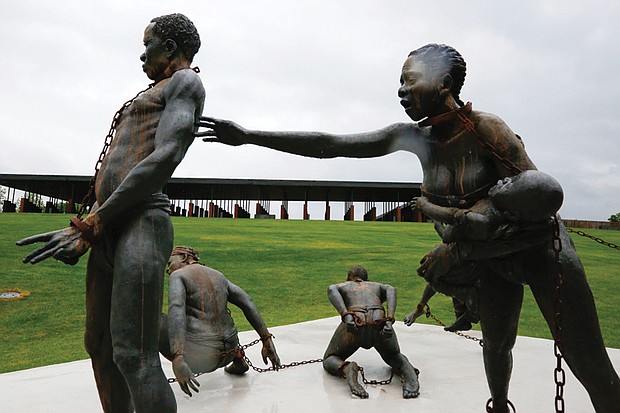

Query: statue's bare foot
left=225, top=357, right=249, bottom=375
left=343, top=361, right=368, bottom=398
left=444, top=313, right=472, bottom=332
left=402, top=367, right=420, bottom=398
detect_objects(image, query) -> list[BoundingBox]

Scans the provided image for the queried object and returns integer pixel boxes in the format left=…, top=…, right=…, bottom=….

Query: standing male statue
left=17, top=14, right=205, bottom=413
left=323, top=265, right=420, bottom=399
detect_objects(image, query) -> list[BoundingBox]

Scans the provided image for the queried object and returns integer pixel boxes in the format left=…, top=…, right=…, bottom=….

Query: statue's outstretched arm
left=199, top=116, right=427, bottom=159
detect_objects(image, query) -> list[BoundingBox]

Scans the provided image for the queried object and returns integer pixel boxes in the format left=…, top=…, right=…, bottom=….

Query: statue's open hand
left=172, top=357, right=200, bottom=397
left=380, top=321, right=394, bottom=337
left=261, top=336, right=281, bottom=370
left=16, top=227, right=90, bottom=265
left=196, top=116, right=247, bottom=146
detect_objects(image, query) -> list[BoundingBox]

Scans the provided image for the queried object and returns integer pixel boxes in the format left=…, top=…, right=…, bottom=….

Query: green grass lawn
left=1, top=213, right=619, bottom=373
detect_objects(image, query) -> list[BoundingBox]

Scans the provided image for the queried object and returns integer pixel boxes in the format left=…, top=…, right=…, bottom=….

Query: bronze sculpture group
left=15, top=13, right=619, bottom=413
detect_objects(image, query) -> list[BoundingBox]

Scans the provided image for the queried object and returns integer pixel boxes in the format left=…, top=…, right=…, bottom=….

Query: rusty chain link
left=552, top=215, right=566, bottom=413
left=457, top=111, right=523, bottom=176
left=486, top=397, right=516, bottom=412
left=424, top=304, right=484, bottom=347
left=75, top=66, right=201, bottom=218
left=167, top=336, right=323, bottom=383
left=244, top=354, right=324, bottom=373
left=566, top=228, right=620, bottom=250
left=76, top=85, right=153, bottom=218
left=167, top=337, right=395, bottom=387
left=359, top=366, right=394, bottom=385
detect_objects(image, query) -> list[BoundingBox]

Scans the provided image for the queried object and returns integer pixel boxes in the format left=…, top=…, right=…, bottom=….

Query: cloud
left=1, top=0, right=618, bottom=220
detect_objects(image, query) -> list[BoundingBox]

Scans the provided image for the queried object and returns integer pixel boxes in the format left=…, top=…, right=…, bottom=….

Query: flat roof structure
left=0, top=174, right=420, bottom=203
left=0, top=173, right=423, bottom=220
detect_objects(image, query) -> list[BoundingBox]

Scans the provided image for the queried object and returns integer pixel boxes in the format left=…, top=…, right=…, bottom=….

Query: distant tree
left=610, top=212, right=620, bottom=223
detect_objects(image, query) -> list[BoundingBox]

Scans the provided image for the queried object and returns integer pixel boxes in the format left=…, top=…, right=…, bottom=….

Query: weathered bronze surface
left=159, top=246, right=280, bottom=396
left=200, top=44, right=620, bottom=412
left=17, top=14, right=205, bottom=413
left=407, top=170, right=564, bottom=332
left=322, top=265, right=420, bottom=399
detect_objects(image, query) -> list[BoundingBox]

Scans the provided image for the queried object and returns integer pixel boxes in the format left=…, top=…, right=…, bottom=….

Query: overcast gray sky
left=1, top=0, right=618, bottom=220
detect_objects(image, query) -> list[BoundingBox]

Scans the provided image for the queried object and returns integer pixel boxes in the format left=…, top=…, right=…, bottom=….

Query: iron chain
left=424, top=304, right=484, bottom=347
left=456, top=112, right=523, bottom=176
left=486, top=398, right=516, bottom=412
left=76, top=85, right=153, bottom=218
left=552, top=215, right=566, bottom=413
left=75, top=67, right=200, bottom=218
left=167, top=336, right=323, bottom=382
left=245, top=355, right=323, bottom=373
left=358, top=366, right=394, bottom=385
left=566, top=228, right=620, bottom=250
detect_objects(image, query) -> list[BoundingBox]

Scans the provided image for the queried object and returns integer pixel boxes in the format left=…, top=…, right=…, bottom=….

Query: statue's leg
left=375, top=333, right=420, bottom=399
left=109, top=209, right=176, bottom=413
left=527, top=228, right=620, bottom=412
left=478, top=270, right=523, bottom=413
left=322, top=323, right=366, bottom=398
left=84, top=242, right=133, bottom=413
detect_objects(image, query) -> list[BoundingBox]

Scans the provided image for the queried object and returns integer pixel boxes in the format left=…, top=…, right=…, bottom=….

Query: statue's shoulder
left=470, top=109, right=506, bottom=126
left=165, top=68, right=205, bottom=100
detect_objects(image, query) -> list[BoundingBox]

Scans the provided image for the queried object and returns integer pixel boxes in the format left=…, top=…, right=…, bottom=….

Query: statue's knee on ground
left=322, top=355, right=345, bottom=376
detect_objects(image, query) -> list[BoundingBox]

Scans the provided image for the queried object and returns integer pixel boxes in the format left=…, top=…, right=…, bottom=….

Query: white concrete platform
left=1, top=317, right=618, bottom=412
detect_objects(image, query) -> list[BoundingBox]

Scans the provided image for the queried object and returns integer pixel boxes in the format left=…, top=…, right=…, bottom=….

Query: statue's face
left=166, top=254, right=185, bottom=275
left=398, top=56, right=440, bottom=121
left=140, top=23, right=170, bottom=82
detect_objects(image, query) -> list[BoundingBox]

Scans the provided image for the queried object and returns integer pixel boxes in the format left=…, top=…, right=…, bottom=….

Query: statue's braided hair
left=150, top=13, right=201, bottom=61
left=171, top=246, right=200, bottom=263
left=409, top=44, right=467, bottom=106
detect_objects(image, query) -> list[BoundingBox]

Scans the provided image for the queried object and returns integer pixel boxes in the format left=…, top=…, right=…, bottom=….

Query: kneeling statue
left=323, top=265, right=420, bottom=399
